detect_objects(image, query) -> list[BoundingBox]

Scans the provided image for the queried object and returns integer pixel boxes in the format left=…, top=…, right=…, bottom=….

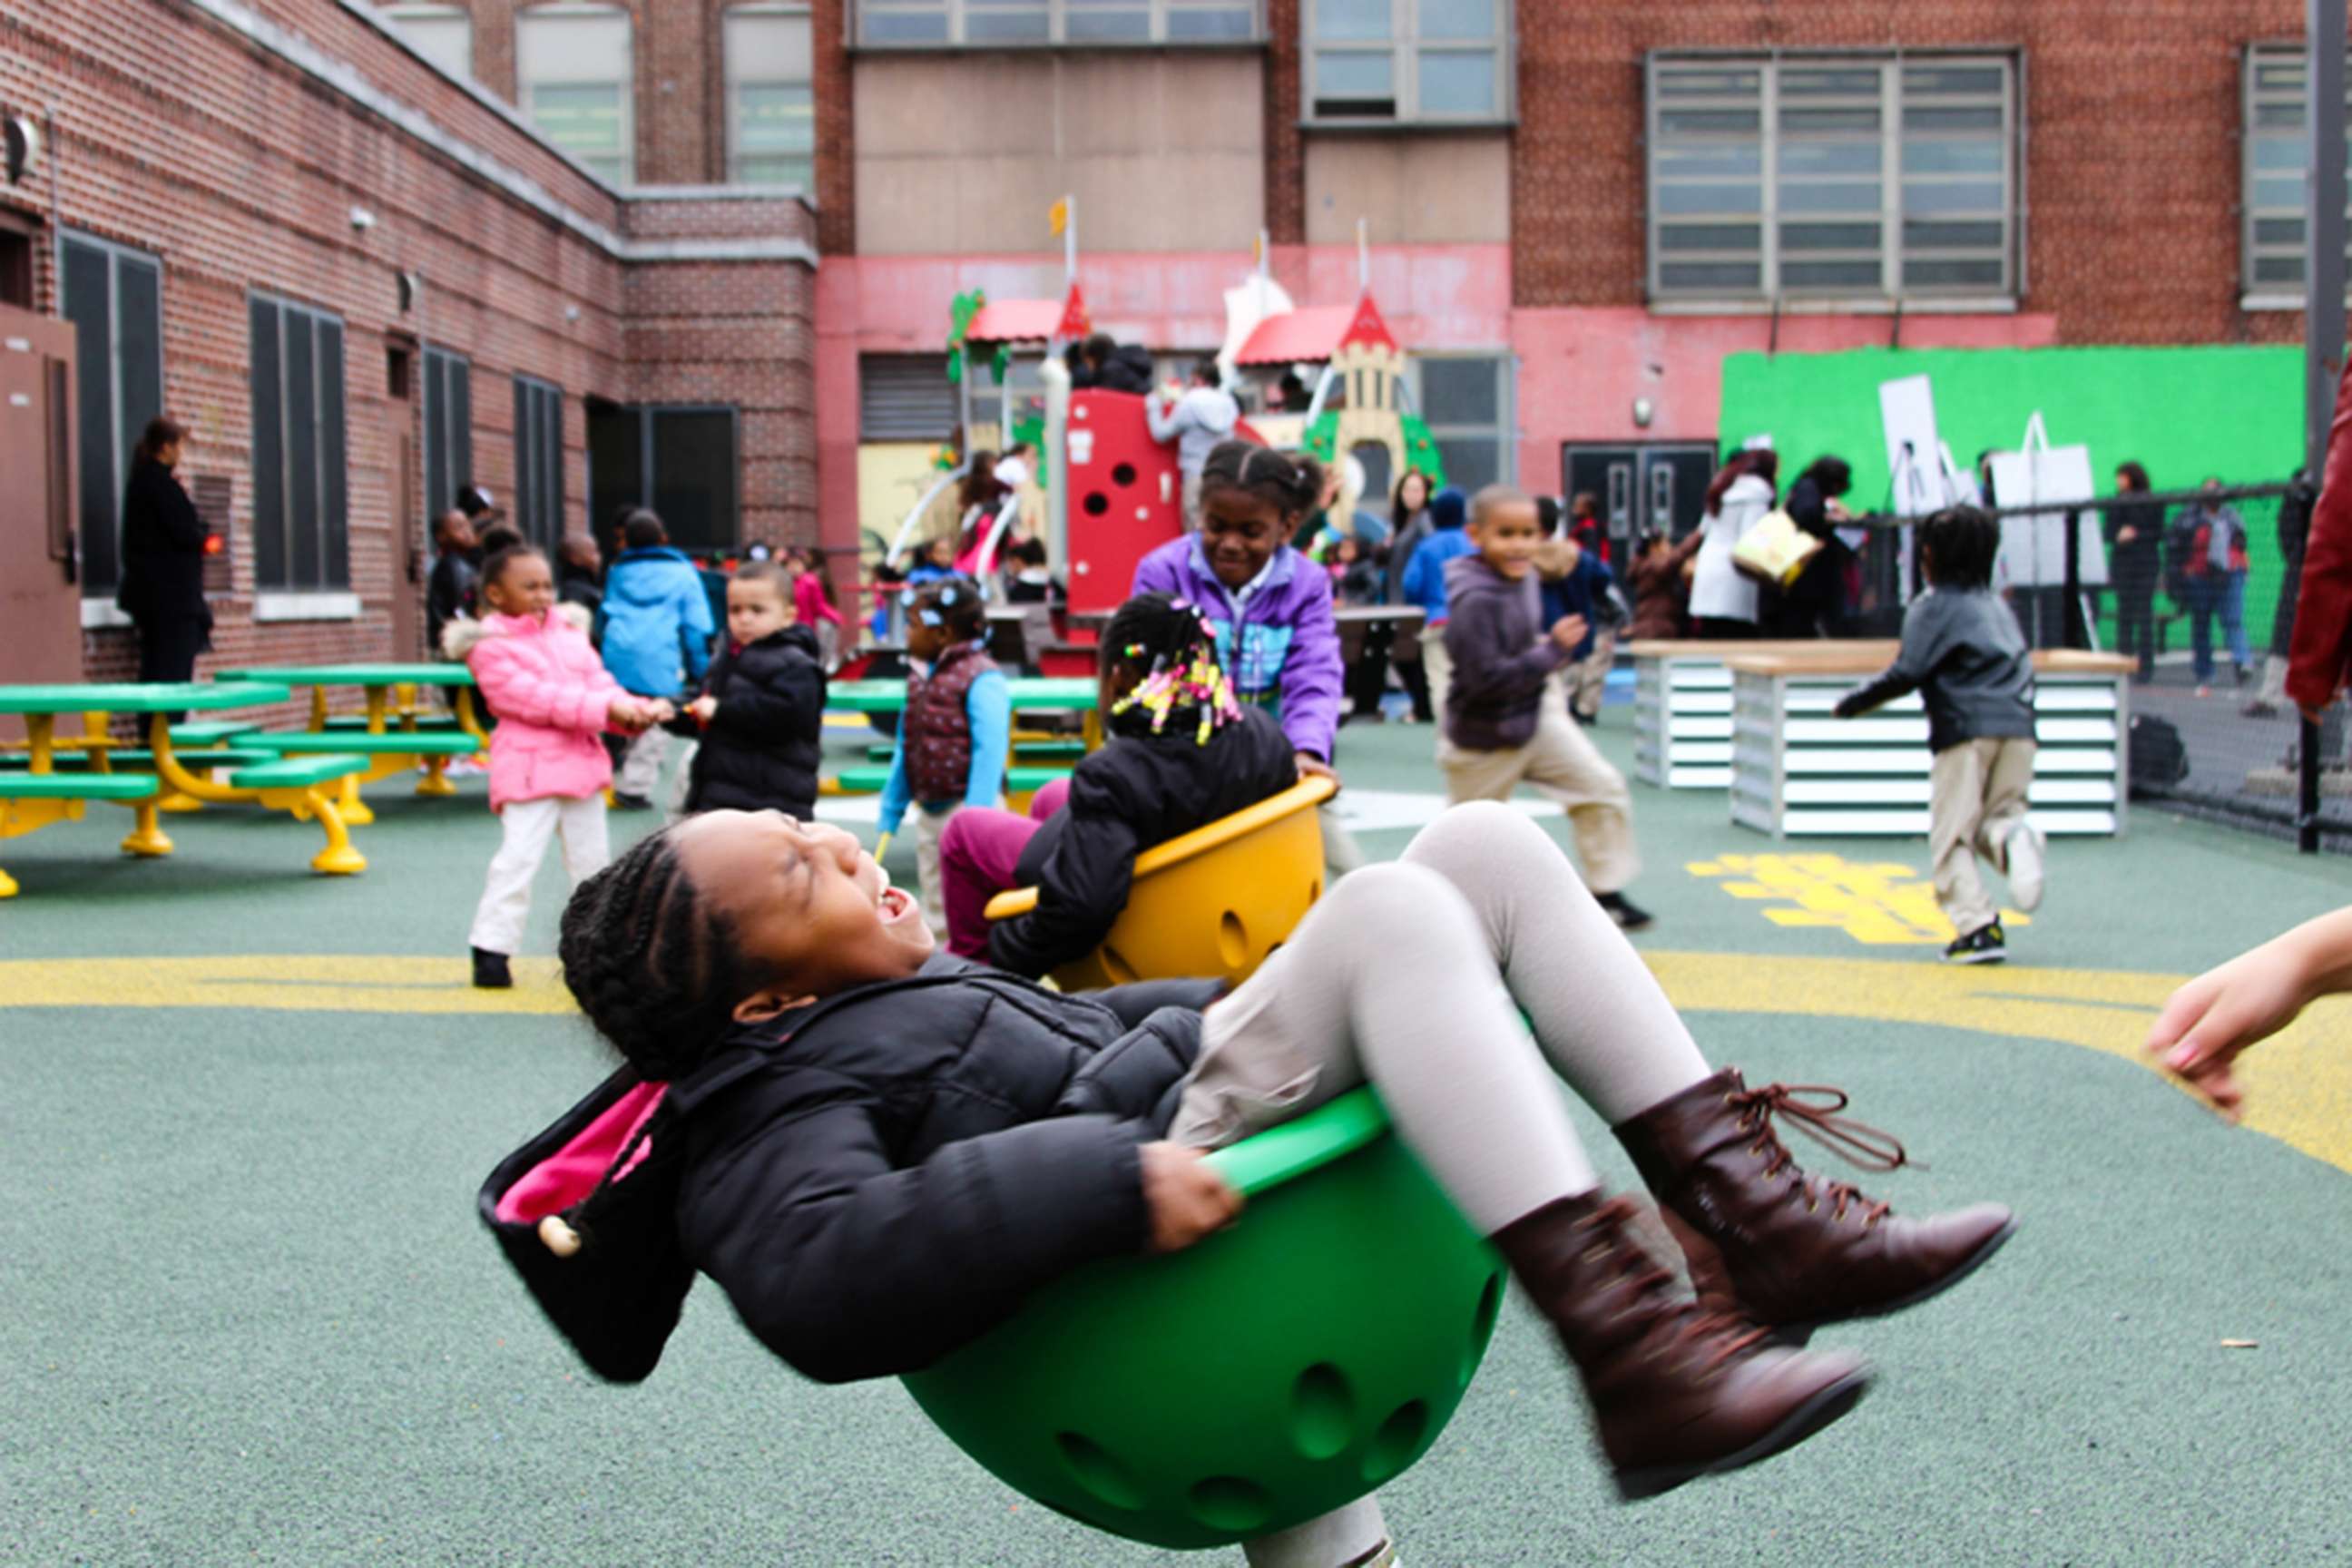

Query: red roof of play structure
left=1234, top=291, right=1398, bottom=365
left=965, top=285, right=1090, bottom=346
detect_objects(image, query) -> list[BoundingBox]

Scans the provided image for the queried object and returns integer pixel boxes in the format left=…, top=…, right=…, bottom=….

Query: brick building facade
left=0, top=0, right=2337, bottom=692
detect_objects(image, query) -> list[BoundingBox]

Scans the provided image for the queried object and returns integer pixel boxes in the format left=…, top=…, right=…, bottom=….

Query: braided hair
left=480, top=542, right=547, bottom=595
left=1197, top=440, right=1324, bottom=523
left=1100, top=593, right=1243, bottom=746
left=558, top=828, right=763, bottom=1080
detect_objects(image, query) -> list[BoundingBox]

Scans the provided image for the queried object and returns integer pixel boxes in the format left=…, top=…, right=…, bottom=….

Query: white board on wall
left=1986, top=413, right=2107, bottom=587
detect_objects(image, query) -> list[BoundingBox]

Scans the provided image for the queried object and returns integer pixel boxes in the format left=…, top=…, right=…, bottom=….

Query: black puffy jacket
left=478, top=957, right=1220, bottom=1387
left=1068, top=341, right=1157, bottom=396
left=988, top=704, right=1299, bottom=978
left=670, top=624, right=827, bottom=818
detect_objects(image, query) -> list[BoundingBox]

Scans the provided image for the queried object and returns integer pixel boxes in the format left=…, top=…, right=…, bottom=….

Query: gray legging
left=1166, top=801, right=1715, bottom=1568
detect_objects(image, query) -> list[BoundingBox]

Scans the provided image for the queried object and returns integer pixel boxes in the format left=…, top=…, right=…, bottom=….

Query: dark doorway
left=1562, top=442, right=1717, bottom=555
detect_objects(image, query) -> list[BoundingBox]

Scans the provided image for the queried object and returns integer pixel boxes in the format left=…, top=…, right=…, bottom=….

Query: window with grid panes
left=854, top=0, right=1258, bottom=47
left=1414, top=355, right=1511, bottom=493
left=249, top=294, right=349, bottom=592
left=727, top=4, right=814, bottom=185
left=2242, top=47, right=2352, bottom=293
left=59, top=232, right=163, bottom=598
left=517, top=3, right=633, bottom=182
left=1647, top=54, right=2015, bottom=302
left=1306, top=0, right=1508, bottom=122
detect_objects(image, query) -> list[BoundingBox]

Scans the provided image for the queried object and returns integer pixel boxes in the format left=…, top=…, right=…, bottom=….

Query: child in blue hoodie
left=599, top=510, right=716, bottom=808
left=1399, top=485, right=1475, bottom=724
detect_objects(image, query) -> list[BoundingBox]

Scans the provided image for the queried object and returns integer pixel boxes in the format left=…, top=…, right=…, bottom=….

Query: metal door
left=388, top=410, right=421, bottom=658
left=1563, top=442, right=1718, bottom=549
left=0, top=304, right=82, bottom=707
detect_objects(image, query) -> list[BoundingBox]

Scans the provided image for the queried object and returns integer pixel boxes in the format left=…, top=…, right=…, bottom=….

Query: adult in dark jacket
left=1763, top=456, right=1855, bottom=638
left=115, top=416, right=212, bottom=691
left=2247, top=469, right=2318, bottom=715
left=1065, top=332, right=1155, bottom=396
left=2103, top=461, right=2163, bottom=682
left=426, top=510, right=481, bottom=657
left=557, top=533, right=604, bottom=622
left=667, top=564, right=827, bottom=820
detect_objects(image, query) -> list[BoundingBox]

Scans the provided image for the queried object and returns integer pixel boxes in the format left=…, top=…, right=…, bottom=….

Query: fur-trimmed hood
left=439, top=602, right=593, bottom=661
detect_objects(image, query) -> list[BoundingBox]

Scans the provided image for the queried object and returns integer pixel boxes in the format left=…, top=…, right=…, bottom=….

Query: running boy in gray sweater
left=1836, top=506, right=2045, bottom=964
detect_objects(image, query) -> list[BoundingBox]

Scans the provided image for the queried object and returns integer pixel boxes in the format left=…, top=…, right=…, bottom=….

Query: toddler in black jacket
left=665, top=561, right=827, bottom=820
left=937, top=593, right=1301, bottom=975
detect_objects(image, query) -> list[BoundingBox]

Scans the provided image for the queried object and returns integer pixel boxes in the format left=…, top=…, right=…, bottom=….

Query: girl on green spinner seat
left=489, top=689, right=2018, bottom=1563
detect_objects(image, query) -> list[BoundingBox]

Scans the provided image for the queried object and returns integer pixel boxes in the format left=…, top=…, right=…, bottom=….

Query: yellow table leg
left=337, top=771, right=376, bottom=827
left=24, top=714, right=54, bottom=775
left=456, top=686, right=489, bottom=742
left=300, top=785, right=367, bottom=876
left=119, top=799, right=173, bottom=858
left=416, top=755, right=456, bottom=798
left=159, top=789, right=206, bottom=814
left=0, top=866, right=16, bottom=898
left=1083, top=710, right=1103, bottom=751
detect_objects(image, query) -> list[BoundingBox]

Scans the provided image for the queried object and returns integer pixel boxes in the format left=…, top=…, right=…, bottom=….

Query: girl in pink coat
left=446, top=544, right=671, bottom=989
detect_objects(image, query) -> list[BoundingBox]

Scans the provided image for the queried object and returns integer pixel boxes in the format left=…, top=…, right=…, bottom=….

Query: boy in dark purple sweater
left=1439, top=486, right=1652, bottom=929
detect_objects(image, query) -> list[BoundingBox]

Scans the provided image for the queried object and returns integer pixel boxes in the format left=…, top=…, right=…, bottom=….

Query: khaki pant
left=1930, top=737, right=2036, bottom=936
left=1570, top=630, right=1616, bottom=720
left=1419, top=624, right=1453, bottom=728
left=1438, top=699, right=1639, bottom=895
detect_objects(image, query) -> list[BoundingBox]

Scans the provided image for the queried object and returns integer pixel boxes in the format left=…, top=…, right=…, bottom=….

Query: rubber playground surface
left=4, top=711, right=2350, bottom=1566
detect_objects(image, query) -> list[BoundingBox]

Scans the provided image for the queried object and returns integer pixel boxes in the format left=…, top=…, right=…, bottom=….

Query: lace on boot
left=1726, top=1083, right=1913, bottom=1226
left=1573, top=1198, right=1771, bottom=1372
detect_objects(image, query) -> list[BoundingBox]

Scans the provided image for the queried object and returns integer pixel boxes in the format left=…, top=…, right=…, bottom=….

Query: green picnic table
left=0, top=680, right=369, bottom=895
left=219, top=663, right=485, bottom=817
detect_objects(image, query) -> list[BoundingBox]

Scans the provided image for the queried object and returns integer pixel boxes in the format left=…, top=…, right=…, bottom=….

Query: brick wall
left=1, top=0, right=816, bottom=703
left=1512, top=0, right=2317, bottom=346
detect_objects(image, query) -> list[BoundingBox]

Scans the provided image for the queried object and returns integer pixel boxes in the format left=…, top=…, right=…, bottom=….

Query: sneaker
left=1598, top=891, right=1655, bottom=931
left=472, top=946, right=514, bottom=989
left=611, top=792, right=655, bottom=811
left=2004, top=822, right=2045, bottom=913
left=1943, top=922, right=2006, bottom=965
left=2242, top=699, right=2280, bottom=719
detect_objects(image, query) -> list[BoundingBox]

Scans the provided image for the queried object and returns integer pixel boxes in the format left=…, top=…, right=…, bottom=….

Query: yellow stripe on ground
left=1, top=949, right=2345, bottom=1175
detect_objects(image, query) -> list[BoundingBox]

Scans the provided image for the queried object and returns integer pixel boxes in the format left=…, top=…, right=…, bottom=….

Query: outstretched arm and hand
left=2144, top=906, right=2352, bottom=1122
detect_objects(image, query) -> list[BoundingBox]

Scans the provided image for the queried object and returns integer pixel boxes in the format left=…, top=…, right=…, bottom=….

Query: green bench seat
left=168, top=720, right=259, bottom=747
left=228, top=755, right=370, bottom=791
left=0, top=772, right=160, bottom=801
left=830, top=764, right=1070, bottom=795
left=243, top=731, right=479, bottom=757
left=864, top=740, right=1086, bottom=762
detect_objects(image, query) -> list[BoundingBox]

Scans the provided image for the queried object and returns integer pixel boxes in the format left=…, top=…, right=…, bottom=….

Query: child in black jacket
left=936, top=593, right=1300, bottom=975
left=484, top=777, right=2021, bottom=1534
left=666, top=561, right=827, bottom=820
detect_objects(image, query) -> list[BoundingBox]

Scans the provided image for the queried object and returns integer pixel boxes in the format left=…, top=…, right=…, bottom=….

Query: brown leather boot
left=1492, top=1192, right=1871, bottom=1500
left=1616, top=1067, right=2017, bottom=1336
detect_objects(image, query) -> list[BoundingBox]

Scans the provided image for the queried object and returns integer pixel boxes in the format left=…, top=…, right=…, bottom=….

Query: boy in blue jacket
left=600, top=510, right=716, bottom=808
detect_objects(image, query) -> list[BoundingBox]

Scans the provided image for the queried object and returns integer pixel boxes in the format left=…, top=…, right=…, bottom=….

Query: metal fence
left=1845, top=482, right=2346, bottom=853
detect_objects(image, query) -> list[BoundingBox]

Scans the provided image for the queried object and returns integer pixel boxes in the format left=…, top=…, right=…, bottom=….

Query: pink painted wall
left=1509, top=307, right=2061, bottom=495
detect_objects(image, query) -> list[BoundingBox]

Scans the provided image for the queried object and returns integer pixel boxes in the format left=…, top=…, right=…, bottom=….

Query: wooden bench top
left=1725, top=649, right=2138, bottom=677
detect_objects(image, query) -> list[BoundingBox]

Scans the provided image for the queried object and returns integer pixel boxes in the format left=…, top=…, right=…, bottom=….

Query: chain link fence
left=1841, top=482, right=2346, bottom=852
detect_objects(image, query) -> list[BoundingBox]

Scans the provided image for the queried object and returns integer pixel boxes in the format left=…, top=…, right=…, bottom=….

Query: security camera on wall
left=4, top=115, right=36, bottom=186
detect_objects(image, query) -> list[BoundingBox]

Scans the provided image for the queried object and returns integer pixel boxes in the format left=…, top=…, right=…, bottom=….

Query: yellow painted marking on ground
left=0, top=955, right=575, bottom=1015
left=1686, top=852, right=2030, bottom=946
left=1, top=948, right=2345, bottom=1176
left=1645, top=950, right=2352, bottom=1180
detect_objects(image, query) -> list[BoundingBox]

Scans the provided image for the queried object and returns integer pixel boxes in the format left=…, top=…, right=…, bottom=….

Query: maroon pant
left=936, top=777, right=1072, bottom=960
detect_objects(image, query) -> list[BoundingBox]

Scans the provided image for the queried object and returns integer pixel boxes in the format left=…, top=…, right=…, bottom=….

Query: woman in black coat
left=116, top=416, right=212, bottom=687
left=2104, top=461, right=2163, bottom=682
left=1764, top=455, right=1855, bottom=638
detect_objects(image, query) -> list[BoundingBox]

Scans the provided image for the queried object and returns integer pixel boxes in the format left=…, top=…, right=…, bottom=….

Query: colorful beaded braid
left=1107, top=599, right=1244, bottom=747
